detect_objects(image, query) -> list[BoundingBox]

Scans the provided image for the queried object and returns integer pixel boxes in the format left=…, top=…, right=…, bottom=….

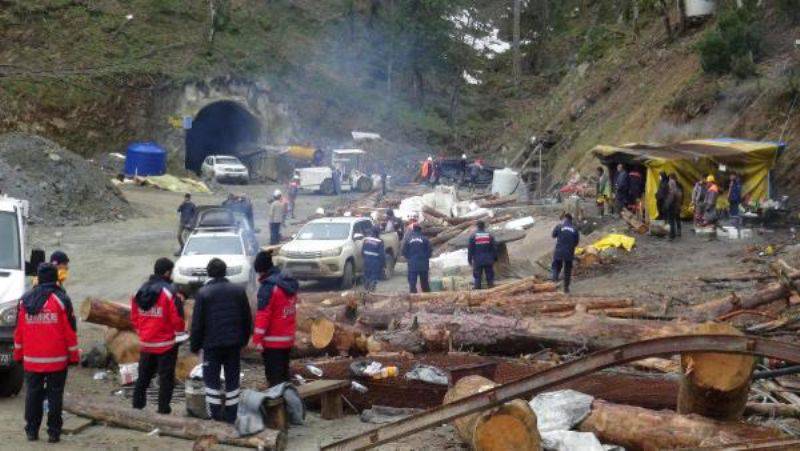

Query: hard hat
left=315, top=207, right=325, bottom=215
left=706, top=175, right=716, bottom=183
left=292, top=174, right=300, bottom=179
left=462, top=154, right=467, bottom=159
left=427, top=156, right=433, bottom=161
left=273, top=189, right=282, bottom=197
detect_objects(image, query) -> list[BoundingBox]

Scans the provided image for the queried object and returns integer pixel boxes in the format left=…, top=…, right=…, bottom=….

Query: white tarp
left=398, top=196, right=425, bottom=221
left=529, top=390, right=622, bottom=451
left=430, top=249, right=470, bottom=271
left=421, top=185, right=458, bottom=217
left=504, top=216, right=535, bottom=230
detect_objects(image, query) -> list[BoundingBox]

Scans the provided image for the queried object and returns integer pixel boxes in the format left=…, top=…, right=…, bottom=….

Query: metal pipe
left=323, top=335, right=800, bottom=451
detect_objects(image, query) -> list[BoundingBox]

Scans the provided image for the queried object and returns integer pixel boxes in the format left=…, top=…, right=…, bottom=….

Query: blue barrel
left=124, top=142, right=167, bottom=176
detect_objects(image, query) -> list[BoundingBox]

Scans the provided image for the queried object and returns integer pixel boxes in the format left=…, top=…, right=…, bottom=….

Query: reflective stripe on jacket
left=253, top=285, right=297, bottom=350
left=14, top=293, right=79, bottom=372
left=468, top=231, right=497, bottom=267
left=131, top=287, right=185, bottom=355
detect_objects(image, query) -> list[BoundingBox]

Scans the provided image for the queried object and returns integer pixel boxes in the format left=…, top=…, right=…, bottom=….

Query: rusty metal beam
left=679, top=438, right=800, bottom=450
left=322, top=335, right=800, bottom=451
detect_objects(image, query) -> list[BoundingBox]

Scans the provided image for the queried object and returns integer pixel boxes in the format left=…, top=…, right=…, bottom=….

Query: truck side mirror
left=353, top=233, right=364, bottom=241
left=25, top=249, right=45, bottom=276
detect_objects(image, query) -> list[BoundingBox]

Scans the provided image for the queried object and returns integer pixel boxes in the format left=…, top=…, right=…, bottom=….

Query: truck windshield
left=296, top=223, right=351, bottom=240
left=183, top=236, right=243, bottom=256
left=0, top=211, right=21, bottom=270
left=216, top=157, right=240, bottom=165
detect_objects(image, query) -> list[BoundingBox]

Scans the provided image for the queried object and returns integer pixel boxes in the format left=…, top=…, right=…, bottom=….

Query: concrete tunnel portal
left=185, top=100, right=262, bottom=173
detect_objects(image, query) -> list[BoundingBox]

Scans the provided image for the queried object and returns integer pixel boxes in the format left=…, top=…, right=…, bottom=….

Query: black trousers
left=407, top=270, right=430, bottom=293
left=25, top=370, right=67, bottom=438
left=668, top=208, right=682, bottom=239
left=133, top=346, right=178, bottom=414
left=269, top=223, right=281, bottom=245
left=203, top=346, right=241, bottom=424
left=262, top=348, right=291, bottom=387
left=551, top=259, right=574, bottom=292
left=473, top=264, right=495, bottom=289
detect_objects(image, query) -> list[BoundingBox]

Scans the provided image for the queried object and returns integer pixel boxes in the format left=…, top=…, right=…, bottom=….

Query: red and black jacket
left=131, top=276, right=185, bottom=354
left=14, top=283, right=79, bottom=372
left=253, top=272, right=299, bottom=350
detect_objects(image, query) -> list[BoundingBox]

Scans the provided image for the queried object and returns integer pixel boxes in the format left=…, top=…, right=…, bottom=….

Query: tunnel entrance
left=185, top=100, right=261, bottom=173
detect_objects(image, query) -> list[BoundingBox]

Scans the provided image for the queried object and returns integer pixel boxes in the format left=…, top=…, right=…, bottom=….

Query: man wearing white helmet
left=268, top=189, right=284, bottom=245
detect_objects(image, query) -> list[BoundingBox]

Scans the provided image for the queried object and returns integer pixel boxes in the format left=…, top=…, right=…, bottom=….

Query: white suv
left=173, top=229, right=255, bottom=294
left=275, top=217, right=399, bottom=289
left=200, top=155, right=250, bottom=184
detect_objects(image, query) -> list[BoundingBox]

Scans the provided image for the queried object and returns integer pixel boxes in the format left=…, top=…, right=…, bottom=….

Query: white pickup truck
left=0, top=196, right=32, bottom=396
left=274, top=217, right=399, bottom=289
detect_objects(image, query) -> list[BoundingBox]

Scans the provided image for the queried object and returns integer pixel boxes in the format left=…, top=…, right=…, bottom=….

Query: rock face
left=0, top=132, right=131, bottom=225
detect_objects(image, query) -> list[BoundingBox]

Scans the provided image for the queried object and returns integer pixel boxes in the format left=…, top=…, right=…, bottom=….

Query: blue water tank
left=124, top=142, right=167, bottom=176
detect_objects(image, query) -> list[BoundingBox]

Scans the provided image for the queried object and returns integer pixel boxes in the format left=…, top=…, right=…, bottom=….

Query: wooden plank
left=297, top=379, right=349, bottom=398
left=62, top=413, right=95, bottom=435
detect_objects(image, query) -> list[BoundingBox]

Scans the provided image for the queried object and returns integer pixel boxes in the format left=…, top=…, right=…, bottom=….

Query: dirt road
left=1, top=183, right=449, bottom=450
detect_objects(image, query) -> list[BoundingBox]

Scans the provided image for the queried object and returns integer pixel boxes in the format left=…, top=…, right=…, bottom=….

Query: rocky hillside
left=1, top=1, right=799, bottom=195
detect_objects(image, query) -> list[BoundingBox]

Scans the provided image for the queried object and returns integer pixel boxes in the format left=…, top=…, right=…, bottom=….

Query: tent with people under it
left=592, top=138, right=783, bottom=220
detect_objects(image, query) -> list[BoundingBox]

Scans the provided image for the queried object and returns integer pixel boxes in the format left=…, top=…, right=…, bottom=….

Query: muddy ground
left=1, top=182, right=789, bottom=450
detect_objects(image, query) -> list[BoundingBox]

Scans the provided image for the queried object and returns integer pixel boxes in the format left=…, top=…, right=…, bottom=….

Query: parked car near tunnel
left=201, top=155, right=250, bottom=184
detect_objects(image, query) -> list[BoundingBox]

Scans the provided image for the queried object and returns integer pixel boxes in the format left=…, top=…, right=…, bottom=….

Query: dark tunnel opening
left=185, top=100, right=261, bottom=173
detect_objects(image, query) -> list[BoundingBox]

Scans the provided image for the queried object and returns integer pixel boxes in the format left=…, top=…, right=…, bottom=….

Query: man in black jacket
left=190, top=258, right=252, bottom=423
left=551, top=213, right=580, bottom=293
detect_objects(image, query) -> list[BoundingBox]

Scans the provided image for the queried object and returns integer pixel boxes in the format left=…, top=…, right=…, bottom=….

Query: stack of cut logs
left=78, top=258, right=800, bottom=450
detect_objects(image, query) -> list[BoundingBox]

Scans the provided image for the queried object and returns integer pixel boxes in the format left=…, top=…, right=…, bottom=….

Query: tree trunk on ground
left=105, top=328, right=140, bottom=364
left=365, top=312, right=705, bottom=355
left=80, top=298, right=133, bottom=331
left=682, top=274, right=800, bottom=321
left=64, top=397, right=286, bottom=450
left=677, top=322, right=755, bottom=420
left=443, top=375, right=541, bottom=451
left=579, top=400, right=783, bottom=450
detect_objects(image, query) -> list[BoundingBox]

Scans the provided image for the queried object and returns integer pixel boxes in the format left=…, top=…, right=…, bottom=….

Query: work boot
left=48, top=434, right=60, bottom=443
left=26, top=431, right=38, bottom=442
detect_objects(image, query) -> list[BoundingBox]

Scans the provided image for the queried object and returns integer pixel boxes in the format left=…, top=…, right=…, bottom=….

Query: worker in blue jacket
left=361, top=227, right=386, bottom=292
left=551, top=213, right=580, bottom=293
left=468, top=221, right=497, bottom=289
left=401, top=223, right=432, bottom=293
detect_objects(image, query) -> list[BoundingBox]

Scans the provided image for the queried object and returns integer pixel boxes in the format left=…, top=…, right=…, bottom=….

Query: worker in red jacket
left=130, top=258, right=185, bottom=414
left=14, top=263, right=79, bottom=443
left=252, top=251, right=299, bottom=387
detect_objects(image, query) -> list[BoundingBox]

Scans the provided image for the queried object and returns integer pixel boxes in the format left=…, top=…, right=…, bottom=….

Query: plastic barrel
left=124, top=142, right=167, bottom=176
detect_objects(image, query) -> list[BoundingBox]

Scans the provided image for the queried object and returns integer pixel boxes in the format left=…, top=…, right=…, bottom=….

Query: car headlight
left=321, top=247, right=343, bottom=257
left=0, top=304, right=18, bottom=327
left=178, top=267, right=193, bottom=276
left=227, top=265, right=243, bottom=276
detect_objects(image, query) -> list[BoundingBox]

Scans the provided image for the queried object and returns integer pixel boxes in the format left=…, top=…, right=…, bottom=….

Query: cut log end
left=473, top=403, right=541, bottom=451
left=444, top=375, right=540, bottom=450
left=678, top=322, right=755, bottom=420
left=310, top=318, right=335, bottom=350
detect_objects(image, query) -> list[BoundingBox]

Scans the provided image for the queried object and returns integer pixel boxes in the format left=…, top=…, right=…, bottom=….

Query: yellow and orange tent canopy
left=592, top=138, right=783, bottom=219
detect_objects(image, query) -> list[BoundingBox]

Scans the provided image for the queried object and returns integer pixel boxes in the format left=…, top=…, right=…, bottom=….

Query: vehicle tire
left=339, top=260, right=355, bottom=290
left=356, top=177, right=373, bottom=192
left=320, top=178, right=335, bottom=195
left=383, top=252, right=396, bottom=280
left=0, top=362, right=24, bottom=397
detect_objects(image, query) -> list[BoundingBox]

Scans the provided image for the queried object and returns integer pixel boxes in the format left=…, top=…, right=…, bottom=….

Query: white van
left=0, top=195, right=30, bottom=396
